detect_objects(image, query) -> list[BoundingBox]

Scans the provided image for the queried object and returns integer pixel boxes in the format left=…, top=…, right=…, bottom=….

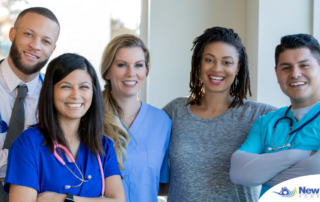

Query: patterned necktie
left=3, top=85, right=28, bottom=149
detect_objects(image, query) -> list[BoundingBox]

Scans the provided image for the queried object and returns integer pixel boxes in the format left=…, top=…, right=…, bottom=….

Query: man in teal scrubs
left=230, top=34, right=320, bottom=196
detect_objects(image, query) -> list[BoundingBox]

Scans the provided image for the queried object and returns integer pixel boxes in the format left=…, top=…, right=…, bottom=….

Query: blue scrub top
left=122, top=101, right=172, bottom=202
left=239, top=102, right=320, bottom=196
left=4, top=126, right=121, bottom=197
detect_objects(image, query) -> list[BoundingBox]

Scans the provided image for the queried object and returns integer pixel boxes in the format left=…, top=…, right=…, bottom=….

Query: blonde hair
left=101, top=34, right=150, bottom=170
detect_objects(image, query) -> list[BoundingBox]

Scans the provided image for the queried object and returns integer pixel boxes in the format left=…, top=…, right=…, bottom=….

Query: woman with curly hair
left=161, top=27, right=276, bottom=202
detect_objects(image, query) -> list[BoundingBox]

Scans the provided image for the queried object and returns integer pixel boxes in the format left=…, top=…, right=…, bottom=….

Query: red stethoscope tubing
left=53, top=142, right=105, bottom=196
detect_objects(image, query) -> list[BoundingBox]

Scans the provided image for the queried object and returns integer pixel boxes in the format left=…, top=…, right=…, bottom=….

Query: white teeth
left=67, top=104, right=82, bottom=108
left=209, top=76, right=224, bottom=81
left=290, top=82, right=306, bottom=86
left=25, top=52, right=37, bottom=58
left=123, top=81, right=137, bottom=85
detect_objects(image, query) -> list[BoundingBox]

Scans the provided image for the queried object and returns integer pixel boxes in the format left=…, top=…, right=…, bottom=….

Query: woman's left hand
left=37, top=191, right=66, bottom=202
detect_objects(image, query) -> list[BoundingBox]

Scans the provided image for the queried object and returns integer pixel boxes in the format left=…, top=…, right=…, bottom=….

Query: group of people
left=0, top=6, right=319, bottom=202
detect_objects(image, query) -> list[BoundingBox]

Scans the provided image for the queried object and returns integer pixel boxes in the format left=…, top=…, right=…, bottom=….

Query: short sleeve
left=238, top=116, right=264, bottom=154
left=102, top=137, right=122, bottom=178
left=159, top=119, right=171, bottom=183
left=4, top=131, right=39, bottom=193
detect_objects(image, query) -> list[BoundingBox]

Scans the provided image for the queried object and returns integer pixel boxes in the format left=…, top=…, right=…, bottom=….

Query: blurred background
left=1, top=0, right=319, bottom=201
left=1, top=0, right=319, bottom=110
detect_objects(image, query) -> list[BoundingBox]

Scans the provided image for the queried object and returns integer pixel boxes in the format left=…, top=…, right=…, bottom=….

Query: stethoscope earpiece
left=87, top=175, right=92, bottom=180
left=268, top=147, right=272, bottom=151
left=65, top=185, right=71, bottom=189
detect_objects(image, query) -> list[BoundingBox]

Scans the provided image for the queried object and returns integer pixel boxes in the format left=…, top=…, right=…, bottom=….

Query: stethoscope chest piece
left=0, top=120, right=8, bottom=133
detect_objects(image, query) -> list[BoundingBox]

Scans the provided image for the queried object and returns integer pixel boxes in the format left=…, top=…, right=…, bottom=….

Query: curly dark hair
left=188, top=26, right=251, bottom=108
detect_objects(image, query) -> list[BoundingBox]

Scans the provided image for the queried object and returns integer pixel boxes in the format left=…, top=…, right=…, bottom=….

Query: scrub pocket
left=144, top=149, right=163, bottom=187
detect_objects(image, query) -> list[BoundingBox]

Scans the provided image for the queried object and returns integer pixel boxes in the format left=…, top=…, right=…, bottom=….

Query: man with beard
left=0, top=7, right=59, bottom=201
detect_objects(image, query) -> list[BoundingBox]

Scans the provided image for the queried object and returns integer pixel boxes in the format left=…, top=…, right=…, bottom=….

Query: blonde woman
left=101, top=34, right=172, bottom=202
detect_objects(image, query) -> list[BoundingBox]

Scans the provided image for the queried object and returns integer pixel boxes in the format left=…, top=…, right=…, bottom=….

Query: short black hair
left=36, top=53, right=105, bottom=155
left=275, top=34, right=320, bottom=67
left=189, top=26, right=251, bottom=108
left=15, top=7, right=60, bottom=28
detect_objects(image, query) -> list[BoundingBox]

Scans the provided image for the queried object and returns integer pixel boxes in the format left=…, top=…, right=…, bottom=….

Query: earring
left=234, top=76, right=238, bottom=86
left=104, top=84, right=109, bottom=89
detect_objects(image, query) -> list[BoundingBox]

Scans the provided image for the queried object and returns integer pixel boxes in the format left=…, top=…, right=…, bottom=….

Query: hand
left=37, top=191, right=66, bottom=202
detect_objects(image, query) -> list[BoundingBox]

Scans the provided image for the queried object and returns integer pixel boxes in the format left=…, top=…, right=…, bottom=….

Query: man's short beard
left=9, top=39, right=49, bottom=75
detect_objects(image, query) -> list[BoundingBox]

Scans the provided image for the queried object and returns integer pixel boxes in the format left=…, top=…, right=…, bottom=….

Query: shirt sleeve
left=0, top=149, right=8, bottom=178
left=159, top=115, right=172, bottom=183
left=265, top=150, right=320, bottom=186
left=238, top=117, right=264, bottom=154
left=4, top=131, right=39, bottom=193
left=230, top=149, right=311, bottom=186
left=102, top=137, right=122, bottom=179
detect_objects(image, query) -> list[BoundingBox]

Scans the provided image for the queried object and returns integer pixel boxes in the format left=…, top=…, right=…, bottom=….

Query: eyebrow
left=115, top=60, right=145, bottom=63
left=204, top=53, right=234, bottom=59
left=26, top=28, right=54, bottom=42
left=279, top=59, right=310, bottom=67
left=58, top=81, right=92, bottom=86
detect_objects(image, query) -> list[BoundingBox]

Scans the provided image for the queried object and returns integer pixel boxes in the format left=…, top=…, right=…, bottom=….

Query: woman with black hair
left=4, top=53, right=125, bottom=202
left=161, top=27, right=276, bottom=201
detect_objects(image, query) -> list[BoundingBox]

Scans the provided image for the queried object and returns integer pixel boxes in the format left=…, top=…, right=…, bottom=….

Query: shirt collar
left=1, top=58, right=40, bottom=96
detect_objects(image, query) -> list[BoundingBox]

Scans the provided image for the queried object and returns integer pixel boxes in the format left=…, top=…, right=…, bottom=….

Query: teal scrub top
left=239, top=102, right=320, bottom=196
left=121, top=101, right=172, bottom=202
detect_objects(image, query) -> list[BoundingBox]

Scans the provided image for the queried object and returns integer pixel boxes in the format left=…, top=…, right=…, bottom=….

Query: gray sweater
left=162, top=97, right=277, bottom=202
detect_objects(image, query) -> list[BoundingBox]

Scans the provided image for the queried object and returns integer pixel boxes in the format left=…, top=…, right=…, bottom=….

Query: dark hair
left=189, top=26, right=251, bottom=108
left=36, top=53, right=105, bottom=155
left=275, top=34, right=320, bottom=67
left=15, top=7, right=60, bottom=29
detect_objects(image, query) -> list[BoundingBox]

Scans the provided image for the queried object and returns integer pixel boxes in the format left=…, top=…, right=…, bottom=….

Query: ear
left=104, top=72, right=110, bottom=80
left=9, top=27, right=16, bottom=42
left=146, top=65, right=149, bottom=76
left=236, top=64, right=240, bottom=75
left=274, top=66, right=277, bottom=75
left=51, top=45, right=56, bottom=54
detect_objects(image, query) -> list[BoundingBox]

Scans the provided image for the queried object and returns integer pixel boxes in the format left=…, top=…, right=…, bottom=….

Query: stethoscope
left=0, top=59, right=43, bottom=133
left=53, top=142, right=105, bottom=197
left=268, top=105, right=320, bottom=151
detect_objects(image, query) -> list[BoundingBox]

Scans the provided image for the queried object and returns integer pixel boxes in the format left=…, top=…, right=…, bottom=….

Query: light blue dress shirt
left=122, top=101, right=172, bottom=202
left=239, top=102, right=320, bottom=196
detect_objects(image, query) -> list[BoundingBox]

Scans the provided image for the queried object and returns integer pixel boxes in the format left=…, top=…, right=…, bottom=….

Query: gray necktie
left=0, top=85, right=28, bottom=202
left=3, top=85, right=28, bottom=149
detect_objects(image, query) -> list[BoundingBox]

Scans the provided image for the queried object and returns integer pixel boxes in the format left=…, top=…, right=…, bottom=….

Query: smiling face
left=54, top=69, right=93, bottom=123
left=105, top=47, right=147, bottom=99
left=200, top=42, right=239, bottom=95
left=276, top=48, right=320, bottom=108
left=8, top=12, right=59, bottom=76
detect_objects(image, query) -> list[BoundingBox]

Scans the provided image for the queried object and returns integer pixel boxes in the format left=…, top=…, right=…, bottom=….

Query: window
left=0, top=0, right=141, bottom=86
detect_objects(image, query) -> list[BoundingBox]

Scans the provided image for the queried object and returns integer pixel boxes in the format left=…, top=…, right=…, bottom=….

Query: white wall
left=245, top=0, right=259, bottom=101
left=146, top=0, right=314, bottom=109
left=147, top=0, right=246, bottom=108
left=256, top=0, right=312, bottom=108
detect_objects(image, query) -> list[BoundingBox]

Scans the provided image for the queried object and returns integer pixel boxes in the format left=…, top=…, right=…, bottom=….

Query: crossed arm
left=230, top=149, right=312, bottom=186
left=9, top=175, right=125, bottom=202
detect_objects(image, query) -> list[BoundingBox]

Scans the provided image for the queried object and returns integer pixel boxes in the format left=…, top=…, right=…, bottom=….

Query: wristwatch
left=64, top=193, right=75, bottom=202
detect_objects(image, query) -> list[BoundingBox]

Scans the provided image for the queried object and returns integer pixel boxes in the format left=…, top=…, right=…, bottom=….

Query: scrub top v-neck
left=4, top=126, right=121, bottom=197
left=121, top=101, right=172, bottom=202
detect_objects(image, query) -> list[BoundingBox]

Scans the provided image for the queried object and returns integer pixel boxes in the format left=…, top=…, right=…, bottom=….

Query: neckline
left=186, top=100, right=240, bottom=122
left=125, top=101, right=148, bottom=135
